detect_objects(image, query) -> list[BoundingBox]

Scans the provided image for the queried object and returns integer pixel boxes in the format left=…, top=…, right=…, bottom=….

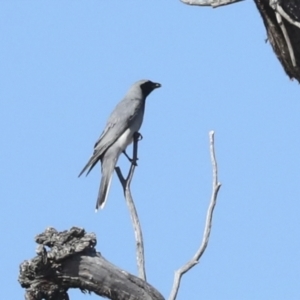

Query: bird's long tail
left=95, top=153, right=117, bottom=211
left=78, top=151, right=101, bottom=177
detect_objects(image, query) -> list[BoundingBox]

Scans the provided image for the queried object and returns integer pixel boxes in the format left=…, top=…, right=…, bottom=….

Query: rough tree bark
left=254, top=0, right=300, bottom=81
left=18, top=227, right=164, bottom=300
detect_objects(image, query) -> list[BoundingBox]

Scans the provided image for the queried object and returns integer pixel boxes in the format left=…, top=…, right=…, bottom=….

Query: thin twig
left=115, top=133, right=146, bottom=281
left=180, top=0, right=244, bottom=8
left=168, top=131, right=221, bottom=300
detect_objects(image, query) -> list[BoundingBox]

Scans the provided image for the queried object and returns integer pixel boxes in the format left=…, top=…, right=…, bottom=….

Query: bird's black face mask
left=140, top=81, right=161, bottom=98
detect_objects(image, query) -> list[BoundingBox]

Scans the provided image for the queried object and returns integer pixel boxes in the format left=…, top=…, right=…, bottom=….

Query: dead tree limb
left=181, top=0, right=300, bottom=83
left=115, top=132, right=147, bottom=281
left=18, top=227, right=164, bottom=300
left=168, top=131, right=221, bottom=300
left=180, top=0, right=244, bottom=8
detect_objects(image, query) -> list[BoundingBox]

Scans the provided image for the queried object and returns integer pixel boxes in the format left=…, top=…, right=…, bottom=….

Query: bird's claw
left=131, top=160, right=138, bottom=167
left=134, top=132, right=143, bottom=141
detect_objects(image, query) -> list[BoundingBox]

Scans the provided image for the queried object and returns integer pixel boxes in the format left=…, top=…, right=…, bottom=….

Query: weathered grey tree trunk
left=18, top=227, right=165, bottom=300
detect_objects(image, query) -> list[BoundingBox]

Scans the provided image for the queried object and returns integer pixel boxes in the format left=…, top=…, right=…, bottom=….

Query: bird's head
left=137, top=80, right=161, bottom=98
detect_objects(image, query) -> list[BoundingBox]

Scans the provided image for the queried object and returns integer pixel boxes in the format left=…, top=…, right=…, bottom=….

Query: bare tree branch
left=18, top=227, right=164, bottom=300
left=115, top=132, right=147, bottom=281
left=180, top=0, right=244, bottom=8
left=168, top=131, right=221, bottom=300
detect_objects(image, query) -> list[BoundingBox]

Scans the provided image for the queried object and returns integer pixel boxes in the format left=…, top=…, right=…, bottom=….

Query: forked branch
left=115, top=132, right=146, bottom=281
left=168, top=131, right=221, bottom=300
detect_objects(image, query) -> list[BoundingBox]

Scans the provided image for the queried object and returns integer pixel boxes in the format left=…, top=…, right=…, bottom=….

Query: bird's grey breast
left=129, top=98, right=145, bottom=132
left=107, top=98, right=145, bottom=154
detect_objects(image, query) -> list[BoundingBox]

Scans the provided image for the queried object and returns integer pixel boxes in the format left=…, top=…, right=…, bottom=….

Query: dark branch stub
left=254, top=0, right=300, bottom=81
left=18, top=227, right=164, bottom=300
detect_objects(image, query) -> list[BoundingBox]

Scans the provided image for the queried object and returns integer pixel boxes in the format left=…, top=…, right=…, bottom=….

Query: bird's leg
left=123, top=132, right=143, bottom=166
left=122, top=132, right=142, bottom=166
left=123, top=150, right=137, bottom=165
left=130, top=132, right=142, bottom=167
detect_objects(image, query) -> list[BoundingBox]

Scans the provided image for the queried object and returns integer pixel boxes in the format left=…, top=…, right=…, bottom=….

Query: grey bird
left=78, top=79, right=161, bottom=211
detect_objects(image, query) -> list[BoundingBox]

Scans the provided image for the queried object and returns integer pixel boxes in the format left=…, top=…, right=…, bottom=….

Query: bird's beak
left=154, top=82, right=161, bottom=88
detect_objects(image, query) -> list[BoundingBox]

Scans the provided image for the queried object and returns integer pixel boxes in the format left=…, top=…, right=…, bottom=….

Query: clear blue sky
left=1, top=1, right=300, bottom=299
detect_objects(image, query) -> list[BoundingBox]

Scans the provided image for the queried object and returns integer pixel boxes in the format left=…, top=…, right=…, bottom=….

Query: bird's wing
left=94, top=98, right=143, bottom=152
left=78, top=98, right=143, bottom=177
